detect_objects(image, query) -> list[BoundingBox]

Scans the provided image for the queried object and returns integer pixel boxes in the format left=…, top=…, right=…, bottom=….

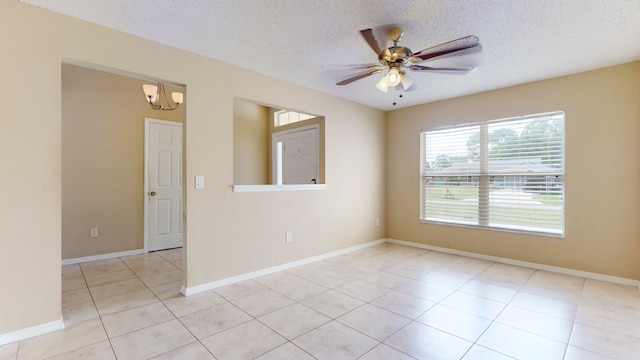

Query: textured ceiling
left=21, top=0, right=640, bottom=111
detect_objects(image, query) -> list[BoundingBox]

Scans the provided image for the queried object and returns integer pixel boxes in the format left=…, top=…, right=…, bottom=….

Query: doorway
left=61, top=63, right=187, bottom=327
left=61, top=63, right=185, bottom=260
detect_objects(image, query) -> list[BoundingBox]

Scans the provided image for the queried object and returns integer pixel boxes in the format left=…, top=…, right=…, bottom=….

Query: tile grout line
left=116, top=252, right=210, bottom=359
left=77, top=252, right=182, bottom=359
left=87, top=256, right=130, bottom=360
left=55, top=260, right=119, bottom=359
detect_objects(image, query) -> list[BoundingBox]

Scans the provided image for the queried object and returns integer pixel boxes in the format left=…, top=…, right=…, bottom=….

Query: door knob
left=149, top=191, right=156, bottom=196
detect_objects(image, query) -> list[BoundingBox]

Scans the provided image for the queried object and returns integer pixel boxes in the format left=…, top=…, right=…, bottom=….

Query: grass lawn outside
left=423, top=185, right=563, bottom=232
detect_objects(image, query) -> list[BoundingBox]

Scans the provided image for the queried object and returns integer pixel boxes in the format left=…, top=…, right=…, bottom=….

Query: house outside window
left=420, top=111, right=565, bottom=236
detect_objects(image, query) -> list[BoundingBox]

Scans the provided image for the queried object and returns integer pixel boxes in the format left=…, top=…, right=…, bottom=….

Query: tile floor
left=2, top=243, right=640, bottom=359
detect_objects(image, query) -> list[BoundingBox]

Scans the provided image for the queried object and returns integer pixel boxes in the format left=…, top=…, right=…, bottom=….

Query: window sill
left=420, top=219, right=564, bottom=238
left=233, top=184, right=327, bottom=192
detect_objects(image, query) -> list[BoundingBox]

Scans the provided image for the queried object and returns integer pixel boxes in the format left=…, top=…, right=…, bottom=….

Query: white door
left=297, top=129, right=318, bottom=183
left=145, top=119, right=183, bottom=251
left=272, top=125, right=319, bottom=184
left=284, top=133, right=302, bottom=183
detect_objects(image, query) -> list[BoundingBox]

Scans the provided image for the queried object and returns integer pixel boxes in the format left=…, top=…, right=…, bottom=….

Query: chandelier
left=142, top=82, right=183, bottom=111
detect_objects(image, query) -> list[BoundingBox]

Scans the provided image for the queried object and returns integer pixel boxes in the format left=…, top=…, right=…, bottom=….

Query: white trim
left=0, top=319, right=64, bottom=346
left=181, top=238, right=385, bottom=296
left=233, top=184, right=326, bottom=192
left=61, top=249, right=145, bottom=266
left=61, top=58, right=186, bottom=87
left=144, top=118, right=184, bottom=252
left=386, top=238, right=640, bottom=287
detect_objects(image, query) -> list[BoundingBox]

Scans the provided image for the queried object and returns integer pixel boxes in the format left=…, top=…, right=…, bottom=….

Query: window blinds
left=420, top=112, right=565, bottom=236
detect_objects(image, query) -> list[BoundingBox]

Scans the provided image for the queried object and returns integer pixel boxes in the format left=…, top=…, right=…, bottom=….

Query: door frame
left=143, top=118, right=184, bottom=252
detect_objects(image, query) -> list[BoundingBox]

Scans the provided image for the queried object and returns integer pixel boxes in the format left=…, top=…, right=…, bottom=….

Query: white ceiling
left=22, top=0, right=640, bottom=111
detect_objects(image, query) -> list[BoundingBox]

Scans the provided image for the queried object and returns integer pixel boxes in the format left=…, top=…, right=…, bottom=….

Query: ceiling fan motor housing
left=379, top=46, right=413, bottom=67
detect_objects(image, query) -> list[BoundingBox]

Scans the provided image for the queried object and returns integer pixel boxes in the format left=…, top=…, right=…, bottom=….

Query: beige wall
left=62, top=64, right=183, bottom=259
left=233, top=99, right=270, bottom=185
left=386, top=62, right=640, bottom=279
left=1, top=1, right=386, bottom=336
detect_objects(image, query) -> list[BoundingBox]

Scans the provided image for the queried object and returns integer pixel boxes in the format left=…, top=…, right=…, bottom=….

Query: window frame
left=420, top=111, right=565, bottom=237
left=274, top=109, right=314, bottom=127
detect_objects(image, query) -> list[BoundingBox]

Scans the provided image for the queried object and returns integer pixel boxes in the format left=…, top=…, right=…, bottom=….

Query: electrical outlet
left=285, top=231, right=292, bottom=243
left=90, top=228, right=98, bottom=237
left=376, top=218, right=380, bottom=227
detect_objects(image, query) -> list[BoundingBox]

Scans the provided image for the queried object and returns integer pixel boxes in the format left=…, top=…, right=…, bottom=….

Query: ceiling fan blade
left=331, top=64, right=384, bottom=71
left=410, top=35, right=480, bottom=62
left=408, top=65, right=473, bottom=74
left=360, top=28, right=382, bottom=55
left=336, top=69, right=383, bottom=86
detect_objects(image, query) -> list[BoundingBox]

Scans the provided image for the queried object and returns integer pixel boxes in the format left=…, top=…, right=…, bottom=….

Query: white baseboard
left=386, top=238, right=640, bottom=287
left=0, top=318, right=64, bottom=346
left=61, top=249, right=145, bottom=266
left=182, top=238, right=386, bottom=296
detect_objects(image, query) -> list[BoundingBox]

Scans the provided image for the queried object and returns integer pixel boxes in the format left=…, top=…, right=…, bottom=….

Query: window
left=274, top=110, right=314, bottom=127
left=420, top=111, right=565, bottom=236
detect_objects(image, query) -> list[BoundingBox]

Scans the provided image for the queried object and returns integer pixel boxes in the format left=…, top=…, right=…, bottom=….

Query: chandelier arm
left=159, top=83, right=179, bottom=111
left=144, top=82, right=181, bottom=111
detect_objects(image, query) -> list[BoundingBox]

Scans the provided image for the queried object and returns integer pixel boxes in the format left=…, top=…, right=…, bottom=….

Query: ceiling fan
left=336, top=27, right=480, bottom=95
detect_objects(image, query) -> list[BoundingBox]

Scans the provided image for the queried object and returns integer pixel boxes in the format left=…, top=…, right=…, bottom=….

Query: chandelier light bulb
left=171, top=92, right=184, bottom=105
left=142, top=84, right=159, bottom=104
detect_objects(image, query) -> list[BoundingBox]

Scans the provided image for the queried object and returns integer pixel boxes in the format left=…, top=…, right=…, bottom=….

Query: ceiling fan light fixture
left=375, top=68, right=403, bottom=93
left=400, top=72, right=414, bottom=91
left=387, top=68, right=401, bottom=86
left=375, top=76, right=390, bottom=93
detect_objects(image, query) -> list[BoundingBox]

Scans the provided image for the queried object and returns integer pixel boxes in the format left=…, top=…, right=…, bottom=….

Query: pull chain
left=392, top=88, right=404, bottom=106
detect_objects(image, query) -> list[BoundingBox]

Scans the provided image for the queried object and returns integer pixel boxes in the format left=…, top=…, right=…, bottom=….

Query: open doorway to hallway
left=61, top=62, right=187, bottom=321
